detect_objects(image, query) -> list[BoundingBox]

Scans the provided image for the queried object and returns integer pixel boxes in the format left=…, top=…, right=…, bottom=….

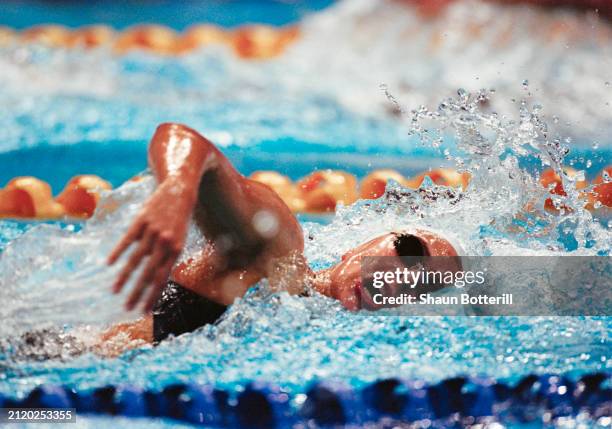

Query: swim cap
left=358, top=227, right=464, bottom=311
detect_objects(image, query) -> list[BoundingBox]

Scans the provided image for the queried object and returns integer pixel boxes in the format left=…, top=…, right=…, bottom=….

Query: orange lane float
left=21, top=25, right=72, bottom=47
left=404, top=168, right=471, bottom=190
left=540, top=167, right=588, bottom=195
left=177, top=24, right=229, bottom=53
left=113, top=25, right=179, bottom=55
left=586, top=166, right=612, bottom=210
left=69, top=25, right=115, bottom=48
left=231, top=25, right=299, bottom=59
left=249, top=171, right=306, bottom=213
left=2, top=166, right=607, bottom=220
left=360, top=169, right=407, bottom=199
left=0, top=26, right=16, bottom=46
left=296, top=170, right=358, bottom=213
left=540, top=167, right=588, bottom=212
left=12, top=24, right=300, bottom=58
left=0, top=177, right=65, bottom=219
left=56, top=175, right=112, bottom=218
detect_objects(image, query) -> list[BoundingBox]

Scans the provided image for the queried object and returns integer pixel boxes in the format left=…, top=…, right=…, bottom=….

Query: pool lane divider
left=0, top=24, right=300, bottom=59
left=0, top=373, right=609, bottom=427
left=1, top=166, right=610, bottom=220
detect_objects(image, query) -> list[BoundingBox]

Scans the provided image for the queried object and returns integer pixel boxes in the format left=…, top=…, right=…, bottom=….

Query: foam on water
left=305, top=88, right=610, bottom=262
left=290, top=0, right=612, bottom=139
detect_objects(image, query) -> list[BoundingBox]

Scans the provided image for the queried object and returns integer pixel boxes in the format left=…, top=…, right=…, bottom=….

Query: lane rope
left=1, top=373, right=609, bottom=426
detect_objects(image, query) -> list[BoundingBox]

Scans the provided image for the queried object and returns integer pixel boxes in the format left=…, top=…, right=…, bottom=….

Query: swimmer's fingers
left=143, top=258, right=175, bottom=313
left=125, top=244, right=171, bottom=311
left=108, top=219, right=145, bottom=265
left=112, top=231, right=155, bottom=294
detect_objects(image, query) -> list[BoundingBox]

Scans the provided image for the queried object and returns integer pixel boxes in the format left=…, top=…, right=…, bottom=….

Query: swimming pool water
left=0, top=0, right=335, bottom=30
left=0, top=1, right=610, bottom=427
left=1, top=174, right=609, bottom=398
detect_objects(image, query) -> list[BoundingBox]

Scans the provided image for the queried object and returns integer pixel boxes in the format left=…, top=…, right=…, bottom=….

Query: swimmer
left=103, top=123, right=461, bottom=347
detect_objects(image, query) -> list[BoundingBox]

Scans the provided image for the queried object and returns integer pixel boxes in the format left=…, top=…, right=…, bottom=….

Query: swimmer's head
left=327, top=229, right=462, bottom=311
left=392, top=229, right=461, bottom=257
left=393, top=228, right=463, bottom=281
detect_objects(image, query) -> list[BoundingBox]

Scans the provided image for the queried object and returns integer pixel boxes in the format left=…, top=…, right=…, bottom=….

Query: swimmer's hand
left=108, top=177, right=196, bottom=312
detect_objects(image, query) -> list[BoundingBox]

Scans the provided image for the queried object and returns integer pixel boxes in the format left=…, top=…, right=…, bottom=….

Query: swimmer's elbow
left=149, top=123, right=222, bottom=179
left=151, top=123, right=217, bottom=153
left=154, top=122, right=203, bottom=140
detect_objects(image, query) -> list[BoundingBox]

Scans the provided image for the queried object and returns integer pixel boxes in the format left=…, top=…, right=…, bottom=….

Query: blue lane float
left=2, top=373, right=609, bottom=427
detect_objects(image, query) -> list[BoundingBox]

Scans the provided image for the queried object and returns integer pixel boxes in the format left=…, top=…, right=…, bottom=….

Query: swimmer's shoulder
left=241, top=176, right=304, bottom=249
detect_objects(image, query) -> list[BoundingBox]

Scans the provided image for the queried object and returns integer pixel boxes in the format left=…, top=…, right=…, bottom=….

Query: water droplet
left=457, top=88, right=468, bottom=100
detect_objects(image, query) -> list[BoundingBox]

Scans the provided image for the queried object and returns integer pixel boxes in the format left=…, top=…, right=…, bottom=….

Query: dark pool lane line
left=1, top=373, right=609, bottom=426
left=0, top=0, right=335, bottom=30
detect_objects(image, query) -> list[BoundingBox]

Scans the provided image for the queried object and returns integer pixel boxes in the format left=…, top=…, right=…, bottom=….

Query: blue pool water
left=0, top=0, right=336, bottom=30
left=0, top=139, right=610, bottom=194
left=0, top=0, right=610, bottom=427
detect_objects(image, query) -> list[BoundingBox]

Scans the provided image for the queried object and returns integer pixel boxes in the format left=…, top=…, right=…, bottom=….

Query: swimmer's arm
left=99, top=316, right=153, bottom=343
left=146, top=123, right=223, bottom=185
left=95, top=317, right=153, bottom=357
left=108, top=123, right=242, bottom=312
